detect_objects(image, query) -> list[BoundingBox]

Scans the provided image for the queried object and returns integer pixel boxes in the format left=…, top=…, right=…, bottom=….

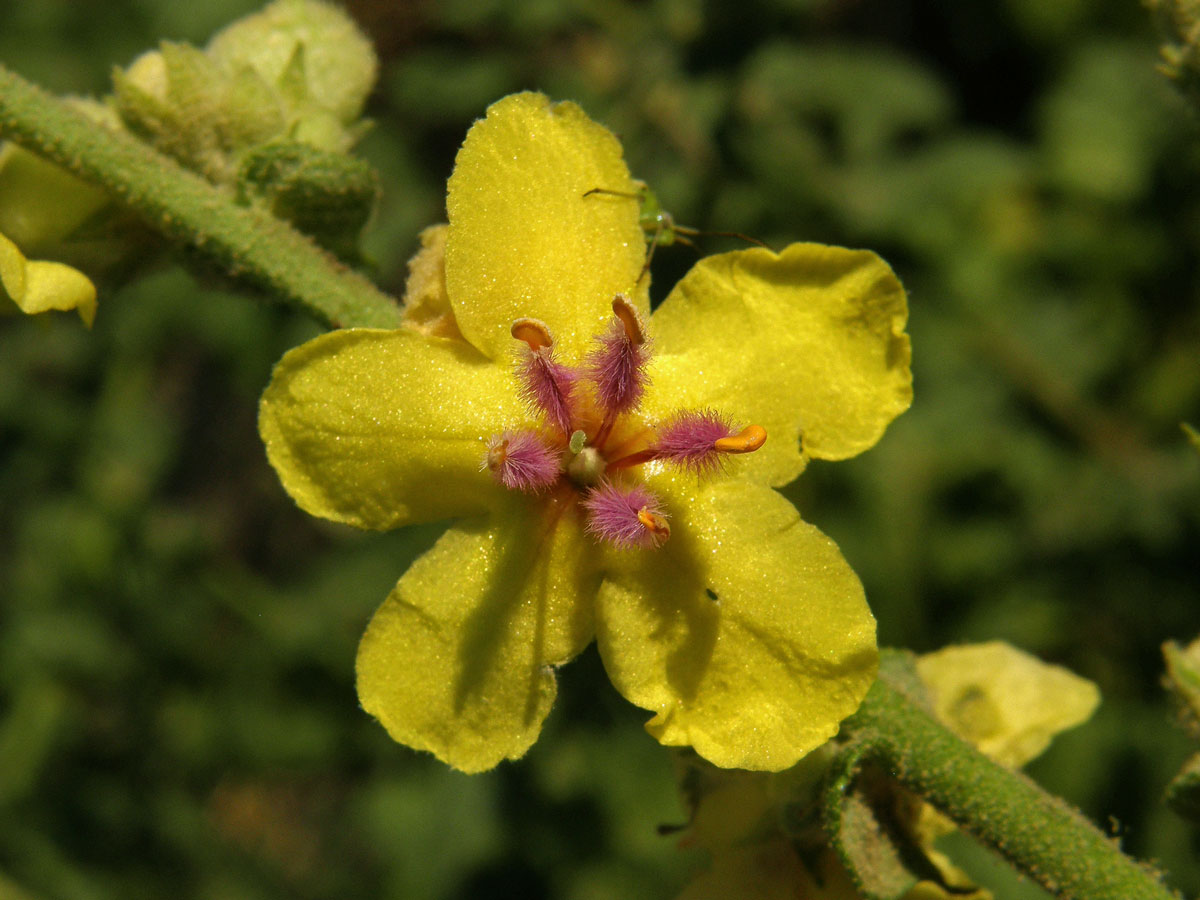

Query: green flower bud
left=207, top=0, right=378, bottom=125
left=236, top=138, right=379, bottom=260
left=113, top=42, right=286, bottom=183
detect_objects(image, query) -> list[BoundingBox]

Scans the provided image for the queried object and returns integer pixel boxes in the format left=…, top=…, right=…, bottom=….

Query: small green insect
left=584, top=180, right=768, bottom=281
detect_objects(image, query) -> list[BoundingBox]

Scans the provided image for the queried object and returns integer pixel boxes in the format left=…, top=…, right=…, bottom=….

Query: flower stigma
left=483, top=296, right=767, bottom=550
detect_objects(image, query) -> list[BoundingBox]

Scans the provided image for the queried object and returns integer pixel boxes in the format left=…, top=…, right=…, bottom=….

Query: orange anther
left=714, top=424, right=767, bottom=454
left=611, top=294, right=646, bottom=345
left=511, top=317, right=554, bottom=350
left=637, top=507, right=671, bottom=540
left=486, top=439, right=509, bottom=470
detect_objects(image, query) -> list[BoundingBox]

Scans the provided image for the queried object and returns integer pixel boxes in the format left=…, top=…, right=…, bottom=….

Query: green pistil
left=567, top=445, right=605, bottom=486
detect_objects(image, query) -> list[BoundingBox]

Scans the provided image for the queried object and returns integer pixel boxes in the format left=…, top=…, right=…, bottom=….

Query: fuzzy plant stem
left=838, top=678, right=1182, bottom=900
left=0, top=63, right=402, bottom=329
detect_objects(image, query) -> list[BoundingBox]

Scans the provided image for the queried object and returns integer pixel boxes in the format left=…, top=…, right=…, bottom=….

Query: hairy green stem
left=839, top=678, right=1181, bottom=900
left=0, top=63, right=402, bottom=329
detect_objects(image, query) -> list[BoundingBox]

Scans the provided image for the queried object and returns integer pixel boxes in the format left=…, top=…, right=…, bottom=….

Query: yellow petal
left=1, top=232, right=97, bottom=327
left=916, top=641, right=1100, bottom=768
left=356, top=496, right=597, bottom=773
left=445, top=92, right=648, bottom=361
left=646, top=243, right=912, bottom=487
left=595, top=477, right=878, bottom=771
left=258, top=327, right=523, bottom=529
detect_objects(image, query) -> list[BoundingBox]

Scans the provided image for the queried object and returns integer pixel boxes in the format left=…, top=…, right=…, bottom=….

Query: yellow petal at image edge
left=0, top=232, right=97, bottom=327
left=646, top=243, right=912, bottom=488
left=356, top=496, right=597, bottom=773
left=445, top=92, right=648, bottom=361
left=258, top=327, right=523, bottom=530
left=595, top=477, right=878, bottom=771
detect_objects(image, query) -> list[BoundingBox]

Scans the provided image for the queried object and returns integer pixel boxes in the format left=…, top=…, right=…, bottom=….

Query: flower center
left=566, top=445, right=606, bottom=487
left=484, top=296, right=766, bottom=549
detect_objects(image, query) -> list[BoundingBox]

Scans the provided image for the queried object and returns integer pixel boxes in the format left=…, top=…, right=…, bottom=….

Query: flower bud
left=206, top=0, right=378, bottom=126
left=113, top=42, right=286, bottom=183
left=236, top=139, right=380, bottom=259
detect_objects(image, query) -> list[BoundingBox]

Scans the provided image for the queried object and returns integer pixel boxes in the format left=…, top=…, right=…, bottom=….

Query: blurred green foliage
left=2, top=0, right=1199, bottom=898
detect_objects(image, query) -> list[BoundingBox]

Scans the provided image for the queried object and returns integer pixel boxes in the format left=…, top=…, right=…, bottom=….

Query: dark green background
left=2, top=1, right=1198, bottom=897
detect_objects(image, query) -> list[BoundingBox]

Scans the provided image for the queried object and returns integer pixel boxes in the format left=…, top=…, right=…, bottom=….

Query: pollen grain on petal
left=484, top=429, right=561, bottom=493
left=582, top=481, right=669, bottom=549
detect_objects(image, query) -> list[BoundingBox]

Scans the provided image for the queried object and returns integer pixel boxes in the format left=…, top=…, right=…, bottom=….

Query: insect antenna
left=584, top=183, right=771, bottom=284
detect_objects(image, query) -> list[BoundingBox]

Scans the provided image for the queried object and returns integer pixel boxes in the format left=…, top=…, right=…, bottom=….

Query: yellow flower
left=915, top=641, right=1100, bottom=768
left=674, top=642, right=1099, bottom=899
left=258, top=93, right=912, bottom=773
left=0, top=230, right=97, bottom=327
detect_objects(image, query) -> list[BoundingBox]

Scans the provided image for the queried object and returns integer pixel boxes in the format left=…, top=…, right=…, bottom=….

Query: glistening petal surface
left=445, top=92, right=647, bottom=361
left=595, top=477, right=878, bottom=771
left=258, top=327, right=520, bottom=529
left=646, top=243, right=912, bottom=487
left=356, top=496, right=597, bottom=773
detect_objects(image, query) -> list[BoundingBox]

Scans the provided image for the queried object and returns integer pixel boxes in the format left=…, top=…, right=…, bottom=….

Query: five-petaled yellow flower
left=258, top=93, right=912, bottom=773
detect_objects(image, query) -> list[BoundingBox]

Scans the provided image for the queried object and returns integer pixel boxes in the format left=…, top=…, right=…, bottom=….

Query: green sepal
left=112, top=42, right=286, bottom=184
left=224, top=64, right=289, bottom=150
left=276, top=43, right=310, bottom=109
left=112, top=44, right=224, bottom=179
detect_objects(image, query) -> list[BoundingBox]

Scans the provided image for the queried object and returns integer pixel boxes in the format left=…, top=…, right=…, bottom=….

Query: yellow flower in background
left=0, top=231, right=97, bottom=327
left=674, top=642, right=1100, bottom=900
left=258, top=92, right=912, bottom=773
left=916, top=641, right=1100, bottom=768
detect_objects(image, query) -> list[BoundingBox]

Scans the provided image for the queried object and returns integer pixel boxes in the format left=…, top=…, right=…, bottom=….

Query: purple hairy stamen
left=484, top=429, right=562, bottom=493
left=654, top=409, right=739, bottom=476
left=582, top=481, right=670, bottom=548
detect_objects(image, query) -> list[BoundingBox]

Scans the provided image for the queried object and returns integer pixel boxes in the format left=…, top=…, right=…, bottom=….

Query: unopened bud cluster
left=0, top=0, right=381, bottom=282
